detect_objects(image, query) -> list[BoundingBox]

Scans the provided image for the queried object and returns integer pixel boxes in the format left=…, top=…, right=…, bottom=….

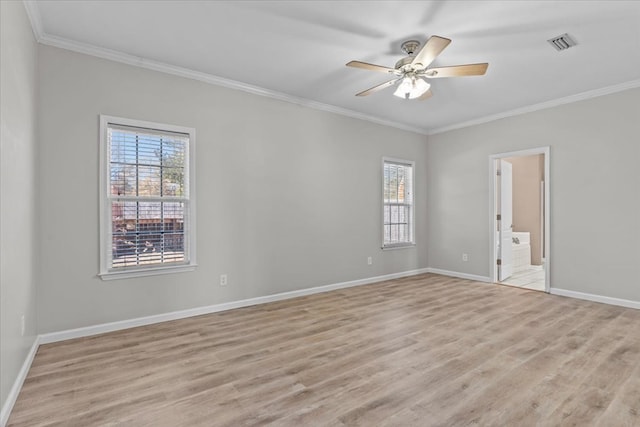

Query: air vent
left=548, top=33, right=577, bottom=51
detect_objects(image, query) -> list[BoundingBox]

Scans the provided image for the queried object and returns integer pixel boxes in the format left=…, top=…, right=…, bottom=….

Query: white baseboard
left=5, top=270, right=638, bottom=425
left=425, top=268, right=492, bottom=283
left=1, top=336, right=39, bottom=427
left=4, top=268, right=429, bottom=423
left=550, top=288, right=640, bottom=310
left=39, top=268, right=430, bottom=345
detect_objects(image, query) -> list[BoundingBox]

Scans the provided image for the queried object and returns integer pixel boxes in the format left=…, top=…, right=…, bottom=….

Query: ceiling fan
left=346, top=35, right=488, bottom=100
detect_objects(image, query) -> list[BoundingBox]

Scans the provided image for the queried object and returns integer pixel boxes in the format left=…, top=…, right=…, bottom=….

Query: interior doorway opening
left=490, top=147, right=550, bottom=292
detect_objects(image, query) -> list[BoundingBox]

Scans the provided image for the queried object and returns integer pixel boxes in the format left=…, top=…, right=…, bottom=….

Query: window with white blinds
left=383, top=158, right=415, bottom=248
left=99, top=116, right=196, bottom=280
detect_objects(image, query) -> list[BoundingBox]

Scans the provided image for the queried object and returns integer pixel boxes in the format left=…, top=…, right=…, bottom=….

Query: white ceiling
left=29, top=1, right=640, bottom=134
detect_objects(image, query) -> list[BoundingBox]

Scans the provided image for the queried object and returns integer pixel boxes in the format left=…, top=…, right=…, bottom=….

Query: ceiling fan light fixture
left=393, top=76, right=430, bottom=100
left=346, top=34, right=488, bottom=100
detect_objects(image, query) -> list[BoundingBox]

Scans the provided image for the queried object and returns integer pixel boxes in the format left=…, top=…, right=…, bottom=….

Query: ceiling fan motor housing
left=400, top=40, right=420, bottom=55
left=396, top=40, right=423, bottom=72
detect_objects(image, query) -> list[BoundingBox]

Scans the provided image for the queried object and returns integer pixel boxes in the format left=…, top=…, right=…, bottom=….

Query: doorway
left=489, top=147, right=550, bottom=292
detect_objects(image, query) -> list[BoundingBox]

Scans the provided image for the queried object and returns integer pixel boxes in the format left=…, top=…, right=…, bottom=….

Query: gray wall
left=4, top=12, right=638, bottom=413
left=427, top=88, right=640, bottom=301
left=0, top=1, right=39, bottom=411
left=36, top=45, right=428, bottom=333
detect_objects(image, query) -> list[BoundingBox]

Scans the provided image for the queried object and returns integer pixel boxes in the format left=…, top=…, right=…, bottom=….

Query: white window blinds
left=383, top=159, right=414, bottom=247
left=100, top=116, right=196, bottom=279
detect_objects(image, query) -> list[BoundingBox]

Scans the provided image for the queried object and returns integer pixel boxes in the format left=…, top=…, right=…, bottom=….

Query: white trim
left=36, top=34, right=427, bottom=136
left=40, top=268, right=430, bottom=344
left=98, top=264, right=197, bottom=281
left=0, top=336, right=39, bottom=427
left=425, top=268, right=491, bottom=283
left=381, top=244, right=416, bottom=251
left=22, top=1, right=43, bottom=41
left=101, top=115, right=196, bottom=136
left=98, top=115, right=197, bottom=280
left=489, top=147, right=551, bottom=292
left=429, top=79, right=640, bottom=135
left=550, top=288, right=640, bottom=311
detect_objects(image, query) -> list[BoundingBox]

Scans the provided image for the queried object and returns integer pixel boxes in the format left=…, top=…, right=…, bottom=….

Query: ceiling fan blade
left=411, top=35, right=451, bottom=69
left=424, top=63, right=489, bottom=78
left=355, top=78, right=400, bottom=96
left=417, top=89, right=433, bottom=101
left=346, top=60, right=396, bottom=74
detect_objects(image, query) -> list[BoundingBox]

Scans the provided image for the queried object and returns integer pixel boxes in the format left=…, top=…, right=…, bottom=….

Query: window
left=383, top=158, right=415, bottom=248
left=99, top=115, right=196, bottom=280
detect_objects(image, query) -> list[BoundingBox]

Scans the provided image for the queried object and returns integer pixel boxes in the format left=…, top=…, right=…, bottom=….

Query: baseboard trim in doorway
left=425, top=268, right=492, bottom=283
left=550, top=288, right=640, bottom=310
left=39, top=268, right=431, bottom=345
left=0, top=336, right=39, bottom=427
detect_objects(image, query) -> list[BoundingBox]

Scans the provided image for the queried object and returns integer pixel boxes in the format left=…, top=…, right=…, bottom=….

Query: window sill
left=382, top=243, right=416, bottom=251
left=99, top=263, right=197, bottom=281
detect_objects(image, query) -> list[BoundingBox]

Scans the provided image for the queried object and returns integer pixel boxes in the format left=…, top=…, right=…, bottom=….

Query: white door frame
left=489, top=147, right=550, bottom=292
left=498, top=159, right=514, bottom=281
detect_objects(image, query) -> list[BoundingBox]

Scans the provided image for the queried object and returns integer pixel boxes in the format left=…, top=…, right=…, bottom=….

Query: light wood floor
left=9, top=274, right=640, bottom=426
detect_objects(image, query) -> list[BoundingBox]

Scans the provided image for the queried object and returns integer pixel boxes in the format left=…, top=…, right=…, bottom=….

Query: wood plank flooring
left=8, top=273, right=640, bottom=426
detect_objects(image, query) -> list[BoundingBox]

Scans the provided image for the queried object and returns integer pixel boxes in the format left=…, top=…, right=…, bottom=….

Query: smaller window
left=99, top=115, right=196, bottom=280
left=383, top=158, right=415, bottom=248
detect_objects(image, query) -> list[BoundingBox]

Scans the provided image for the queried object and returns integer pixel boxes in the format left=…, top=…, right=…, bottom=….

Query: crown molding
left=23, top=0, right=426, bottom=135
left=23, top=1, right=640, bottom=138
left=428, top=79, right=640, bottom=135
left=35, top=32, right=428, bottom=136
left=23, top=1, right=43, bottom=41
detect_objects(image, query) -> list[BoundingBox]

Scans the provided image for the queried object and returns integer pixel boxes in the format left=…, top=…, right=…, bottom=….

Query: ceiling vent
left=548, top=33, right=577, bottom=51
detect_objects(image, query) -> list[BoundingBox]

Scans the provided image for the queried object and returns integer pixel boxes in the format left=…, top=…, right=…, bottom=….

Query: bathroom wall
left=504, top=154, right=544, bottom=265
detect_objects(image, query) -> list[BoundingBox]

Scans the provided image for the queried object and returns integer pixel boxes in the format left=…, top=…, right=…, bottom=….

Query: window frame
left=99, top=115, right=197, bottom=280
left=382, top=157, right=416, bottom=250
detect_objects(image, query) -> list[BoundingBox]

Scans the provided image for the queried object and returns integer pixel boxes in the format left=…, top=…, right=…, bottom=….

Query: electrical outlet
left=367, top=256, right=372, bottom=265
left=21, top=314, right=25, bottom=336
left=462, top=253, right=469, bottom=262
left=220, top=274, right=228, bottom=286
